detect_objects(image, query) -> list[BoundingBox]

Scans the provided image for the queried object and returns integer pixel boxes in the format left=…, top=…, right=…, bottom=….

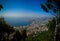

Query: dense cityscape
left=14, top=17, right=51, bottom=36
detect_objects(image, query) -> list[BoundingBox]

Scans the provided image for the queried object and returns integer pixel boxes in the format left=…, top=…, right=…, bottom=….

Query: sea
left=5, top=17, right=32, bottom=27
left=4, top=17, right=51, bottom=27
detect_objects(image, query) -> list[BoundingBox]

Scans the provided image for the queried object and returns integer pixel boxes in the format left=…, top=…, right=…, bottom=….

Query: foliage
left=46, top=18, right=56, bottom=31
left=0, top=17, right=27, bottom=41
left=40, top=0, right=60, bottom=41
left=0, top=4, right=3, bottom=10
left=40, top=0, right=60, bottom=14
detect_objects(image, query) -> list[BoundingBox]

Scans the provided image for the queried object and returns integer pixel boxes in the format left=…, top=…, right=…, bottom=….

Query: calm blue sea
left=5, top=17, right=32, bottom=27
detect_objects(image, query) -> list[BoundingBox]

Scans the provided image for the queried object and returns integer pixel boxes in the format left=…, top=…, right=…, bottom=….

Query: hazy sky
left=0, top=0, right=53, bottom=18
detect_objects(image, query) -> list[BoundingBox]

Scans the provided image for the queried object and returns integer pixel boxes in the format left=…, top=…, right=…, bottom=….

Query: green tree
left=0, top=4, right=3, bottom=10
left=22, top=29, right=27, bottom=41
left=47, top=18, right=56, bottom=32
left=40, top=0, right=60, bottom=41
left=0, top=4, right=3, bottom=41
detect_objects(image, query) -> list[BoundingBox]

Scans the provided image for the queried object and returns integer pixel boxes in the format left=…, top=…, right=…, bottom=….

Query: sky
left=0, top=0, right=53, bottom=18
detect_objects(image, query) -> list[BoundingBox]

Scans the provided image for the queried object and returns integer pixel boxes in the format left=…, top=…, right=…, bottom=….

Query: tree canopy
left=0, top=5, right=3, bottom=10
left=40, top=0, right=60, bottom=41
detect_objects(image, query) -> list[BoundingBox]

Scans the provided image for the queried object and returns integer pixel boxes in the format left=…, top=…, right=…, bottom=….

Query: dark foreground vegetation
left=0, top=17, right=27, bottom=41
